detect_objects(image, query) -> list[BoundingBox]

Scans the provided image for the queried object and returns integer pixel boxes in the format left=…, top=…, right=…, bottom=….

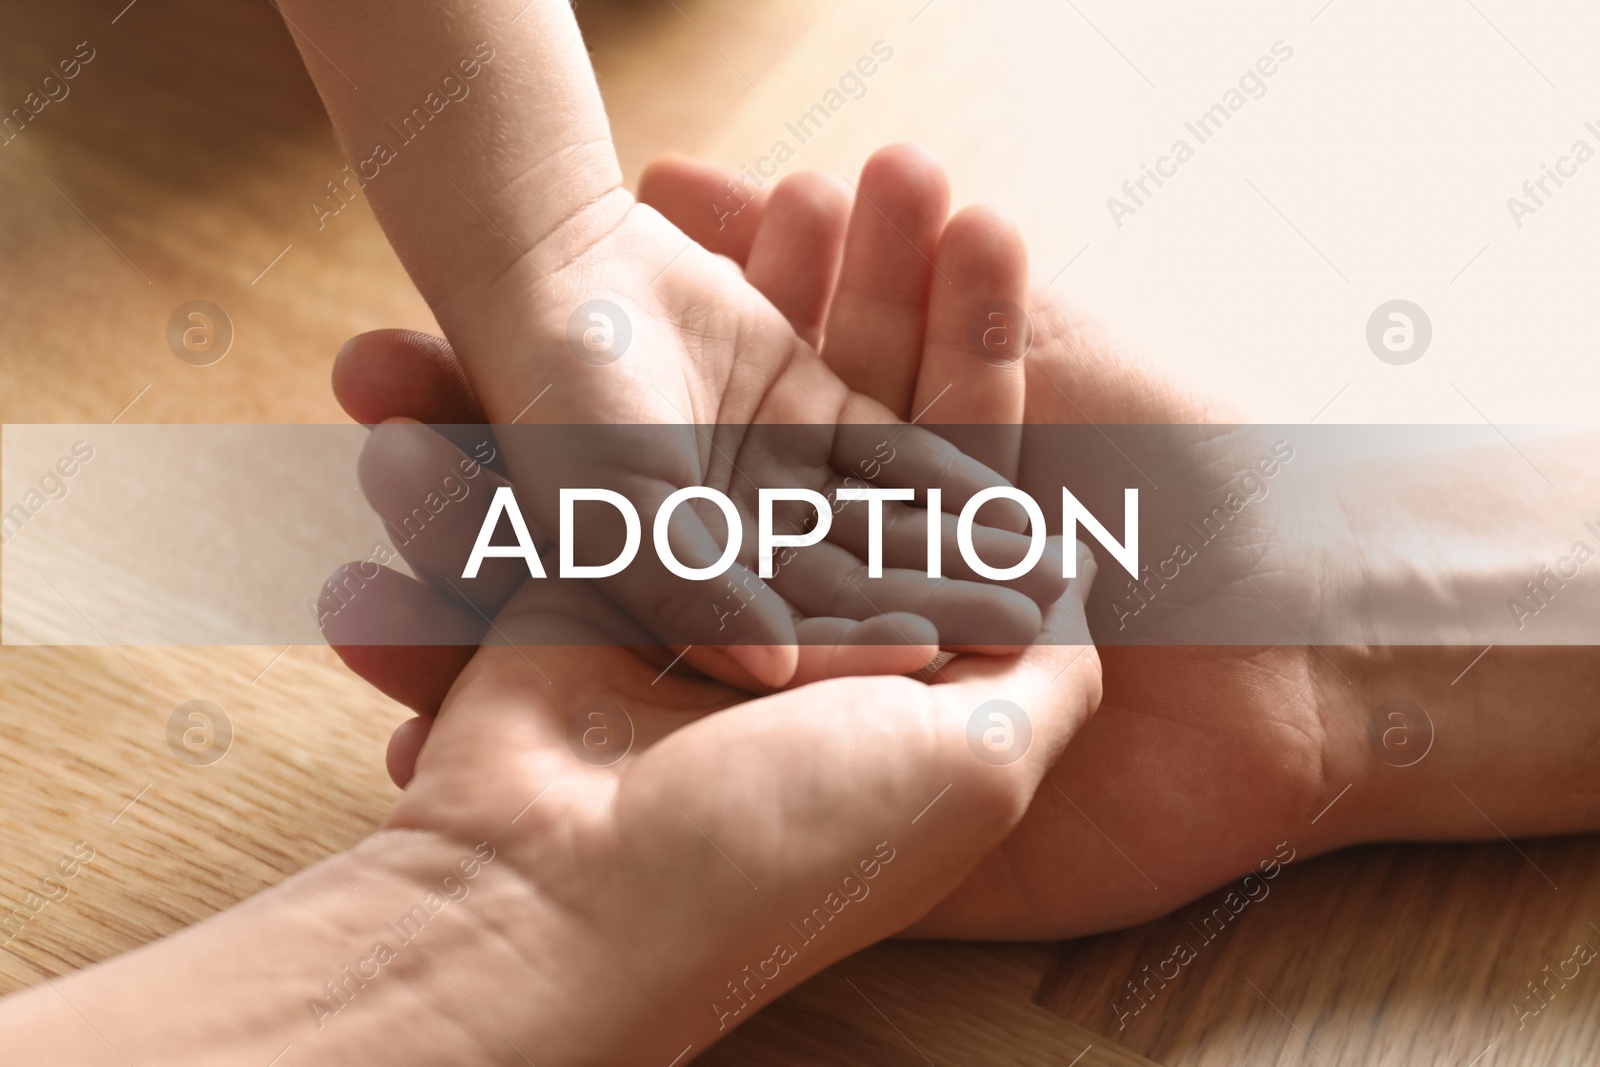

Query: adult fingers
left=743, top=170, right=853, bottom=348
left=387, top=715, right=435, bottom=788
left=332, top=329, right=500, bottom=470
left=936, top=541, right=1103, bottom=774
left=333, top=329, right=485, bottom=424
left=637, top=154, right=767, bottom=266
left=319, top=562, right=484, bottom=713
left=639, top=160, right=851, bottom=348
left=911, top=206, right=1029, bottom=480
left=818, top=144, right=950, bottom=415
left=329, top=336, right=505, bottom=713
left=358, top=418, right=529, bottom=617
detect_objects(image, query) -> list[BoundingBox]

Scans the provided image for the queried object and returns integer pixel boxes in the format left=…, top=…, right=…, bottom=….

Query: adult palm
left=701, top=149, right=1353, bottom=939
left=763, top=150, right=1356, bottom=939
left=364, top=510, right=1100, bottom=1061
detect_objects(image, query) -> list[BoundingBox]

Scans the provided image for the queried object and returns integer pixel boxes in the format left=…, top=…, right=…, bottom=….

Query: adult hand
left=353, top=493, right=1099, bottom=1061
left=0, top=435, right=1101, bottom=1067
left=333, top=145, right=1368, bottom=940
left=638, top=150, right=1365, bottom=939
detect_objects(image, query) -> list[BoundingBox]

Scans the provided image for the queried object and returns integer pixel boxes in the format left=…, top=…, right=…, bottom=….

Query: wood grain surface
left=2, top=2, right=1596, bottom=1065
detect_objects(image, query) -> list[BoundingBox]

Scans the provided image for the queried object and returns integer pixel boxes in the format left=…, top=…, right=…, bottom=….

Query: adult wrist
left=0, top=829, right=599, bottom=1067
left=309, top=827, right=710, bottom=1067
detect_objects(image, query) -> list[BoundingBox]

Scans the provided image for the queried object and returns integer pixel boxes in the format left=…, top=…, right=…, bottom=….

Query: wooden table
left=3, top=2, right=1596, bottom=1064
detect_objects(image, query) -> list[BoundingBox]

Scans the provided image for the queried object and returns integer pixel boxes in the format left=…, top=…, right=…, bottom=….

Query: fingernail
left=1074, top=543, right=1099, bottom=602
left=720, top=643, right=798, bottom=688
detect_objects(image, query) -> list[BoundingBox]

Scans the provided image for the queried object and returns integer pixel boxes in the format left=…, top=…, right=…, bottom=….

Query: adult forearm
left=1327, top=644, right=1600, bottom=847
left=1324, top=430, right=1600, bottom=845
left=0, top=831, right=580, bottom=1066
left=1328, top=428, right=1600, bottom=644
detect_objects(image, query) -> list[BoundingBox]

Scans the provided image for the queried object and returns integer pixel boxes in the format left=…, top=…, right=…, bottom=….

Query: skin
left=331, top=147, right=1346, bottom=941
left=627, top=154, right=1600, bottom=938
left=339, top=146, right=1600, bottom=942
left=265, top=0, right=1065, bottom=693
left=0, top=564, right=1101, bottom=1064
left=6, top=1, right=1594, bottom=1060
left=0, top=5, right=1111, bottom=1062
left=0, top=137, right=1108, bottom=1063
